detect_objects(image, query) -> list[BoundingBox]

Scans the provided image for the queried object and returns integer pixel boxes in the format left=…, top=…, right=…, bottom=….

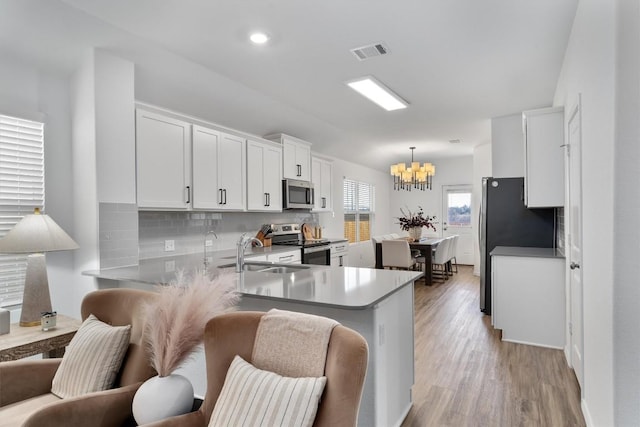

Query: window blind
left=343, top=178, right=375, bottom=243
left=0, top=114, right=44, bottom=307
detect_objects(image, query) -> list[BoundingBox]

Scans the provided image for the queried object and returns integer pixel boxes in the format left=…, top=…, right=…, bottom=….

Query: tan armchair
left=146, top=311, right=369, bottom=427
left=0, top=288, right=157, bottom=427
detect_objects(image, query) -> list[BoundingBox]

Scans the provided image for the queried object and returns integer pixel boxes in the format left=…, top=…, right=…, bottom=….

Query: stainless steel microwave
left=282, top=179, right=314, bottom=210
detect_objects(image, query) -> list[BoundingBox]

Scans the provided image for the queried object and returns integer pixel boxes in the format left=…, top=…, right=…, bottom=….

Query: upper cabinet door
left=522, top=107, right=565, bottom=208
left=311, top=156, right=333, bottom=212
left=193, top=126, right=246, bottom=211
left=263, top=143, right=283, bottom=211
left=247, top=140, right=282, bottom=211
left=218, top=133, right=246, bottom=211
left=281, top=137, right=311, bottom=181
left=136, top=109, right=191, bottom=209
left=192, top=125, right=221, bottom=209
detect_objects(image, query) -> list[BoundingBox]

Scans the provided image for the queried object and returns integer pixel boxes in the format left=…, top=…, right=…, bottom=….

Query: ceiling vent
left=350, top=43, right=389, bottom=61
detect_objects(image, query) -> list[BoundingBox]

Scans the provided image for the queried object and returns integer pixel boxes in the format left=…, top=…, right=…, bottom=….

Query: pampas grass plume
left=144, top=268, right=239, bottom=377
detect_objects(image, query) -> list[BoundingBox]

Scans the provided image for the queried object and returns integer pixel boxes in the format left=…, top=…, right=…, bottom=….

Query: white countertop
left=490, top=246, right=565, bottom=259
left=83, top=251, right=422, bottom=310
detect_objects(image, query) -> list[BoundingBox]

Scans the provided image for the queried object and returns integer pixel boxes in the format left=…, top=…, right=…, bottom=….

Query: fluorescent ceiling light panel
left=347, top=77, right=408, bottom=111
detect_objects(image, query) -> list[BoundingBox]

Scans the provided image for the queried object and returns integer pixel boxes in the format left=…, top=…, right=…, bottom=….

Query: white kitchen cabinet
left=246, top=139, right=282, bottom=211
left=312, top=156, right=333, bottom=212
left=491, top=247, right=565, bottom=348
left=522, top=107, right=564, bottom=207
left=330, top=241, right=349, bottom=267
left=192, top=125, right=246, bottom=211
left=267, top=249, right=301, bottom=264
left=265, top=133, right=312, bottom=181
left=136, top=109, right=192, bottom=209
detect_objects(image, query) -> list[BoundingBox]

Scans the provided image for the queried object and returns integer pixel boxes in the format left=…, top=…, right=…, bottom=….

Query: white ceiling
left=0, top=0, right=578, bottom=172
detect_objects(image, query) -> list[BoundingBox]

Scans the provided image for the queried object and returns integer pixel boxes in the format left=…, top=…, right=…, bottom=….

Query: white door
left=567, top=97, right=584, bottom=390
left=442, top=185, right=473, bottom=265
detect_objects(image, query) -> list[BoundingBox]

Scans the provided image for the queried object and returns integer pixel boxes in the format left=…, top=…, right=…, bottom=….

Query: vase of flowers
left=397, top=206, right=437, bottom=241
left=132, top=268, right=239, bottom=425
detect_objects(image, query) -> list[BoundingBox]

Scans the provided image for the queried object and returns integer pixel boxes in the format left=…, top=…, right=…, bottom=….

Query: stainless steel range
left=269, top=223, right=331, bottom=265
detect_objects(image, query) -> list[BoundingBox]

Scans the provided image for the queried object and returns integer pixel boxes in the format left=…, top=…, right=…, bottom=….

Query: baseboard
left=581, top=398, right=594, bottom=427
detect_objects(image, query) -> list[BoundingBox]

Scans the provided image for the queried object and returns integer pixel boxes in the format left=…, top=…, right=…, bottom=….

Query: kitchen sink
left=256, top=265, right=310, bottom=274
left=218, top=262, right=310, bottom=274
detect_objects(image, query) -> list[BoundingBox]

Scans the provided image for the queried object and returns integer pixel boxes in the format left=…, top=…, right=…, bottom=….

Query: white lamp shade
left=0, top=208, right=78, bottom=254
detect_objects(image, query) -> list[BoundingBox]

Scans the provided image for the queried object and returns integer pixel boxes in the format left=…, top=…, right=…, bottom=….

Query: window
left=444, top=187, right=472, bottom=228
left=343, top=179, right=374, bottom=243
left=0, top=114, right=45, bottom=307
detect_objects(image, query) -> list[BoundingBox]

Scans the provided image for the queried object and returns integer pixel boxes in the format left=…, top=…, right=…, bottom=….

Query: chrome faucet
left=203, top=230, right=218, bottom=267
left=236, top=233, right=263, bottom=273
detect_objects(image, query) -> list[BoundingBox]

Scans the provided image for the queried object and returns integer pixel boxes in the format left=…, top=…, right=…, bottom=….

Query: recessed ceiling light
left=249, top=32, right=269, bottom=44
left=346, top=76, right=408, bottom=111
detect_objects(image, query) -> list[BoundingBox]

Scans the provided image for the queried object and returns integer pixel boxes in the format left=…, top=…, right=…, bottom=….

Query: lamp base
left=19, top=253, right=52, bottom=327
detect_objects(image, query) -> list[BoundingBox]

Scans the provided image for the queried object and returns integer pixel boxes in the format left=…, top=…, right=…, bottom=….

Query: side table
left=0, top=314, right=82, bottom=361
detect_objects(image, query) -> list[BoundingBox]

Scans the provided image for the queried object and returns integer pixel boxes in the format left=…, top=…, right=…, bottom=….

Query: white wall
left=472, top=144, right=492, bottom=275
left=0, top=53, right=77, bottom=317
left=553, top=0, right=616, bottom=425
left=316, top=153, right=392, bottom=267
left=389, top=156, right=473, bottom=237
left=95, top=52, right=136, bottom=203
left=491, top=114, right=524, bottom=178
left=612, top=0, right=640, bottom=424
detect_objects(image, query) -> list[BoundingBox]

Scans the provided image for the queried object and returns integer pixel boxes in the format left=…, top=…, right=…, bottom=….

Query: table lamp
left=0, top=208, right=78, bottom=326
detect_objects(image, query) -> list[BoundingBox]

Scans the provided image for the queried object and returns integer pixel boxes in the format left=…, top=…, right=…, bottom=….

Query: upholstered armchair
left=145, top=311, right=369, bottom=427
left=0, top=288, right=157, bottom=427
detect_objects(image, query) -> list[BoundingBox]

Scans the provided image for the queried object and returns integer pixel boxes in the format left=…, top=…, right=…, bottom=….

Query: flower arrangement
left=397, top=206, right=437, bottom=232
left=143, top=268, right=239, bottom=377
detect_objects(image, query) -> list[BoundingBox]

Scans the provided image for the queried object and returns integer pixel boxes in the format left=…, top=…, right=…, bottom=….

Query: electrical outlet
left=205, top=239, right=213, bottom=247
left=164, top=260, right=175, bottom=272
left=164, top=240, right=175, bottom=252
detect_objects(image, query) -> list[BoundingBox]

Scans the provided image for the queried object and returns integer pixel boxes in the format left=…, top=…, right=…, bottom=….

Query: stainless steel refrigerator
left=479, top=177, right=556, bottom=314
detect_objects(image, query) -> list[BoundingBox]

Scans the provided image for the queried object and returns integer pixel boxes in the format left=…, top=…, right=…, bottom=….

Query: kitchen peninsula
left=85, top=250, right=422, bottom=427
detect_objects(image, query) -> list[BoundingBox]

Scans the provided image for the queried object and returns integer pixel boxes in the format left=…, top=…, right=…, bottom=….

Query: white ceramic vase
left=409, top=227, right=423, bottom=241
left=132, top=374, right=194, bottom=425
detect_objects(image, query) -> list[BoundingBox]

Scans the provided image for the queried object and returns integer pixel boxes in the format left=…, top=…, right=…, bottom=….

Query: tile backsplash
left=99, top=203, right=139, bottom=268
left=138, top=210, right=320, bottom=260
left=556, top=207, right=565, bottom=255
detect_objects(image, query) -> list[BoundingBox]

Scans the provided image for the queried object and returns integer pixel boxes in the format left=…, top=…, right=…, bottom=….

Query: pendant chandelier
left=390, top=147, right=435, bottom=191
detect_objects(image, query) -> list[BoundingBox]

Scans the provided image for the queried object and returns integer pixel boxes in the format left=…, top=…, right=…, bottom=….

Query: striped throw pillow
left=51, top=314, right=131, bottom=398
left=209, top=355, right=326, bottom=427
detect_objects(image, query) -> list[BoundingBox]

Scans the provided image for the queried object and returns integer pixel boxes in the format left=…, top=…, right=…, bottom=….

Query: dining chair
left=431, top=238, right=451, bottom=282
left=448, top=235, right=459, bottom=274
left=381, top=239, right=416, bottom=270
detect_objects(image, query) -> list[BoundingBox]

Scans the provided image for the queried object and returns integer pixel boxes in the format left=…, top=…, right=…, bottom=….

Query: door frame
left=442, top=184, right=473, bottom=265
left=566, top=95, right=584, bottom=393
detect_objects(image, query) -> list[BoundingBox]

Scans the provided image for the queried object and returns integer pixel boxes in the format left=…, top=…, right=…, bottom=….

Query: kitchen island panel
left=238, top=282, right=414, bottom=427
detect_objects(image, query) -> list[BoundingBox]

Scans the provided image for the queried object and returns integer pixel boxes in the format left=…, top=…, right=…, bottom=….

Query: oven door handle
left=303, top=245, right=330, bottom=254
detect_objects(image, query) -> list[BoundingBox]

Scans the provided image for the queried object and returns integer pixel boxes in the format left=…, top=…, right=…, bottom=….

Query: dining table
left=408, top=237, right=445, bottom=285
left=375, top=237, right=445, bottom=285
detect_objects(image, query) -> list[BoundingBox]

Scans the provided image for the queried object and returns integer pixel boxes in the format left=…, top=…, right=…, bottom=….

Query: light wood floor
left=401, top=265, right=586, bottom=427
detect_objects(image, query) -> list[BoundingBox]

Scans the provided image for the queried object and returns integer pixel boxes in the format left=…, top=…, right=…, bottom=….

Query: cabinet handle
left=322, top=197, right=326, bottom=208
left=279, top=255, right=294, bottom=261
left=339, top=256, right=343, bottom=267
left=218, top=189, right=223, bottom=205
left=264, top=192, right=269, bottom=207
left=223, top=189, right=227, bottom=205
left=297, top=164, right=301, bottom=177
left=186, top=186, right=191, bottom=204
left=267, top=193, right=270, bottom=206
